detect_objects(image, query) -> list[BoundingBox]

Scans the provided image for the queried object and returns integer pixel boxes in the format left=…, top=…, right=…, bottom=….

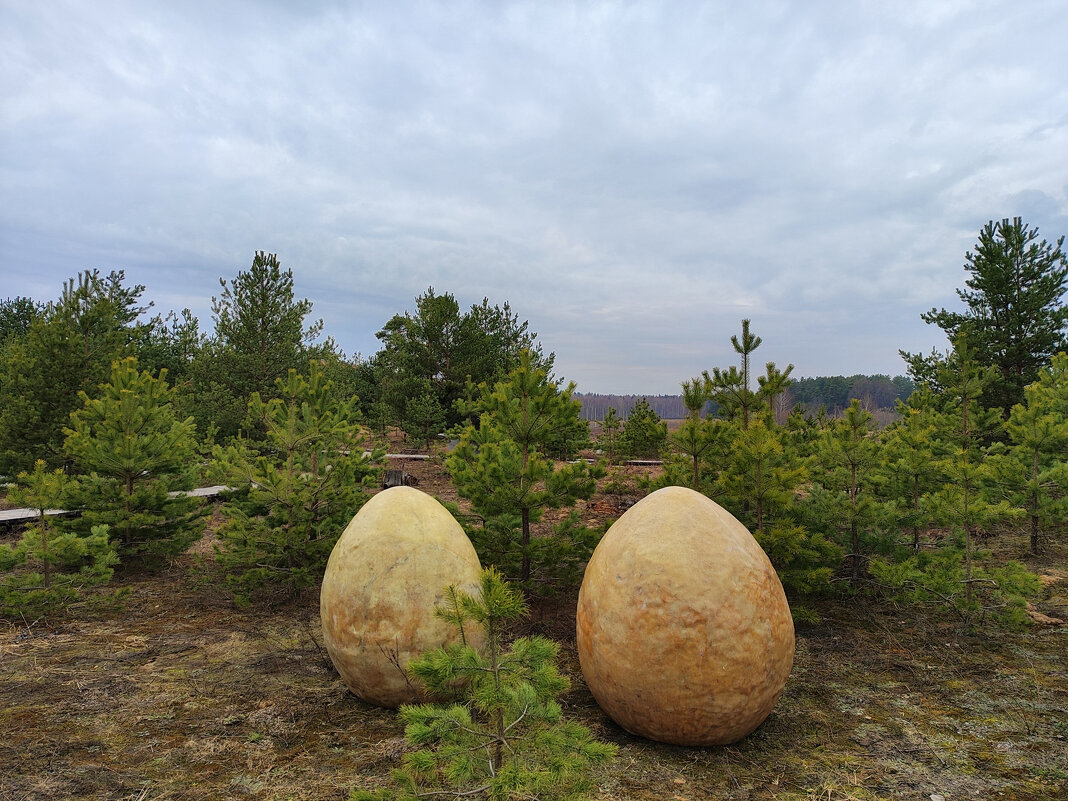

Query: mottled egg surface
left=320, top=486, right=483, bottom=708
left=577, top=485, right=794, bottom=745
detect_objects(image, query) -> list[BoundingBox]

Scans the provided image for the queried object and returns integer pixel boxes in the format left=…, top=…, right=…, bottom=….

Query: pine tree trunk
left=1030, top=452, right=1040, bottom=555
left=520, top=507, right=531, bottom=585
left=963, top=464, right=973, bottom=609
left=38, top=508, right=51, bottom=589
left=125, top=472, right=135, bottom=548
left=489, top=613, right=504, bottom=772
left=850, top=463, right=859, bottom=585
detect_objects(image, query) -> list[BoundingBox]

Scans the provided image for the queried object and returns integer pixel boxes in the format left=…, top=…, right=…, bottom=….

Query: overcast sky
left=2, top=1, right=1067, bottom=394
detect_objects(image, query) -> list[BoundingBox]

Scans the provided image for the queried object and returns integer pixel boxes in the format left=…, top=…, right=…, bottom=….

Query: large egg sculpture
left=576, top=486, right=794, bottom=745
left=321, top=486, right=483, bottom=708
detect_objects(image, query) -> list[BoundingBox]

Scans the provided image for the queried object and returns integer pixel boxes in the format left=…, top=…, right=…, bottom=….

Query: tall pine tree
left=908, top=217, right=1068, bottom=418
left=192, top=251, right=328, bottom=440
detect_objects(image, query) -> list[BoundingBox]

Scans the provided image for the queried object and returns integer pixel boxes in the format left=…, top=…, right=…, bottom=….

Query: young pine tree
left=703, top=319, right=794, bottom=430
left=447, top=352, right=602, bottom=589
left=618, top=398, right=666, bottom=460
left=877, top=390, right=944, bottom=550
left=597, top=406, right=622, bottom=463
left=872, top=337, right=1039, bottom=627
left=721, top=419, right=805, bottom=536
left=1, top=461, right=116, bottom=616
left=402, top=381, right=447, bottom=451
left=662, top=378, right=724, bottom=493
left=804, top=400, right=887, bottom=586
left=213, top=363, right=382, bottom=604
left=193, top=251, right=329, bottom=440
left=987, top=352, right=1068, bottom=554
left=63, top=357, right=205, bottom=564
left=929, top=338, right=1012, bottom=607
left=916, top=217, right=1068, bottom=419
left=352, top=568, right=616, bottom=801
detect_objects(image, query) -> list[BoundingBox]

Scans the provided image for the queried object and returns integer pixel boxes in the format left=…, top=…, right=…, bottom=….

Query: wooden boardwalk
left=0, top=485, right=232, bottom=528
left=2, top=454, right=434, bottom=528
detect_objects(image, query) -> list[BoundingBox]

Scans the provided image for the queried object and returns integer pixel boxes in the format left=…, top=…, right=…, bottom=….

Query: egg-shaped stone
left=576, top=485, right=794, bottom=746
left=321, top=486, right=483, bottom=708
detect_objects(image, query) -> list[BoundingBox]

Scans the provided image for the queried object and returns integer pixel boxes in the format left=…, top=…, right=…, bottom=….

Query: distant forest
left=575, top=374, right=915, bottom=421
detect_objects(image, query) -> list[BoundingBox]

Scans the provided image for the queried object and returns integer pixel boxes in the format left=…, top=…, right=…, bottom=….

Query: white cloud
left=2, top=1, right=1067, bottom=393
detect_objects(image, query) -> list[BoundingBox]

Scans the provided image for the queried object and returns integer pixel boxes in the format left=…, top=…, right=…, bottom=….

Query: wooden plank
left=0, top=508, right=71, bottom=524
left=168, top=485, right=231, bottom=499
left=0, top=485, right=233, bottom=528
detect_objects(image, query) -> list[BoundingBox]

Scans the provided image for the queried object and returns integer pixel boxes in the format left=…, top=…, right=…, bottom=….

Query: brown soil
left=2, top=453, right=1067, bottom=800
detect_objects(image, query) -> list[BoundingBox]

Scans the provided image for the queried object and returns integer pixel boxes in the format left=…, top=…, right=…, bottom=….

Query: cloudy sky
left=2, top=1, right=1067, bottom=394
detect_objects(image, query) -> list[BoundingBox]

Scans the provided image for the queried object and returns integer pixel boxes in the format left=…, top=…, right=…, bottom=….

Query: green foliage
left=790, top=374, right=914, bottom=414
left=0, top=271, right=148, bottom=474
left=722, top=419, right=805, bottom=535
left=1, top=461, right=117, bottom=616
left=703, top=319, right=794, bottom=429
left=598, top=468, right=635, bottom=498
left=781, top=404, right=822, bottom=462
left=873, top=336, right=1035, bottom=628
left=447, top=352, right=602, bottom=588
left=987, top=353, right=1068, bottom=553
left=909, top=217, right=1068, bottom=418
left=0, top=296, right=43, bottom=343
left=804, top=400, right=887, bottom=585
left=596, top=406, right=622, bottom=463
left=134, top=308, right=204, bottom=397
left=754, top=522, right=842, bottom=598
left=466, top=511, right=607, bottom=596
left=402, top=381, right=447, bottom=450
left=191, top=251, right=329, bottom=440
left=63, top=357, right=205, bottom=563
left=870, top=543, right=1040, bottom=630
left=660, top=415, right=729, bottom=495
left=213, top=363, right=381, bottom=604
left=374, top=288, right=552, bottom=441
left=352, top=568, right=616, bottom=801
left=618, top=397, right=666, bottom=459
left=663, top=378, right=724, bottom=492
left=877, top=390, right=945, bottom=550
left=926, top=336, right=1015, bottom=609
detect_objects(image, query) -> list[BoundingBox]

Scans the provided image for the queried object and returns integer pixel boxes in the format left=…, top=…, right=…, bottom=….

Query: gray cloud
left=3, top=1, right=1067, bottom=393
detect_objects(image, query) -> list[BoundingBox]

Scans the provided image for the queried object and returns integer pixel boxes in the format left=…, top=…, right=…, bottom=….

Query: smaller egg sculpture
left=320, top=486, right=483, bottom=708
left=576, top=486, right=794, bottom=746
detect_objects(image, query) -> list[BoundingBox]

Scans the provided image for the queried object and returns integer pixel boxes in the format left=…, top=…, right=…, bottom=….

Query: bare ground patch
left=1, top=465, right=1066, bottom=800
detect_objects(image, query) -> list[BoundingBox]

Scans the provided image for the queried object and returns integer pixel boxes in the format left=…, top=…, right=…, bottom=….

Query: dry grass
left=1, top=459, right=1066, bottom=801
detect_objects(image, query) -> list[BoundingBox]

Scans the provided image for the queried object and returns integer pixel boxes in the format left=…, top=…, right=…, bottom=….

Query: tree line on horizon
left=0, top=217, right=1065, bottom=631
left=575, top=373, right=916, bottom=423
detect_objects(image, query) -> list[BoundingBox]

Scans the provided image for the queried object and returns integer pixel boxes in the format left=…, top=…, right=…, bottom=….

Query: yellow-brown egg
left=577, top=486, right=794, bottom=745
left=321, top=486, right=483, bottom=708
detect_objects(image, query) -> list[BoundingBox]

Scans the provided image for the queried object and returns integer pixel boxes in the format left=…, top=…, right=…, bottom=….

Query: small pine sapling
left=63, top=357, right=205, bottom=564
left=618, top=398, right=666, bottom=460
left=987, top=353, right=1068, bottom=554
left=352, top=568, right=616, bottom=801
left=598, top=407, right=622, bottom=463
left=213, top=363, right=383, bottom=604
left=877, top=390, right=944, bottom=550
left=871, top=336, right=1039, bottom=627
left=662, top=378, right=724, bottom=493
left=804, top=400, right=887, bottom=585
left=448, top=351, right=602, bottom=588
left=1, top=461, right=116, bottom=616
